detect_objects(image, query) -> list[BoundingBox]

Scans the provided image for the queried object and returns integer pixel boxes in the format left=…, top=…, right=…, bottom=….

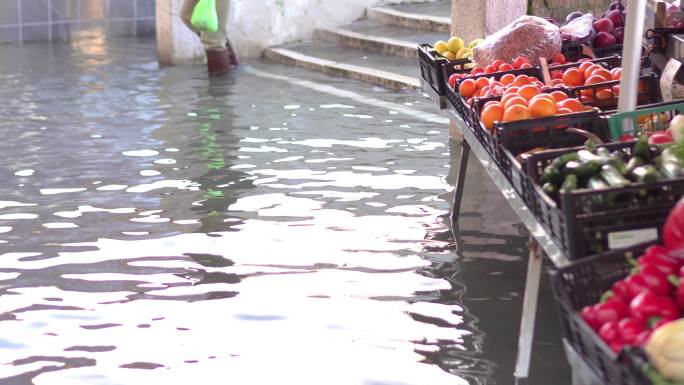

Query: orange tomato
left=562, top=68, right=585, bottom=87
left=518, top=84, right=540, bottom=101
left=513, top=75, right=531, bottom=87
left=500, top=73, right=515, bottom=85
left=578, top=61, right=594, bottom=74
left=503, top=96, right=529, bottom=110
left=483, top=100, right=501, bottom=109
left=501, top=92, right=521, bottom=106
left=503, top=86, right=520, bottom=96
left=590, top=68, right=613, bottom=82
left=475, top=76, right=490, bottom=90
left=612, top=85, right=620, bottom=96
left=551, top=79, right=565, bottom=86
left=503, top=104, right=532, bottom=122
left=557, top=98, right=585, bottom=112
left=550, top=91, right=568, bottom=102
left=480, top=104, right=505, bottom=131
left=459, top=79, right=476, bottom=97
left=531, top=93, right=555, bottom=102
left=557, top=107, right=573, bottom=114
left=529, top=97, right=559, bottom=118
left=610, top=68, right=622, bottom=81
left=595, top=88, right=614, bottom=100
left=583, top=64, right=602, bottom=80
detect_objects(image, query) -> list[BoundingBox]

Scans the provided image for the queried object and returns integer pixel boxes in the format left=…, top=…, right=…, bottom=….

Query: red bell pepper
left=640, top=245, right=682, bottom=276
left=610, top=280, right=631, bottom=302
left=599, top=321, right=619, bottom=343
left=676, top=282, right=684, bottom=310
left=580, top=305, right=600, bottom=330
left=636, top=264, right=674, bottom=296
left=664, top=197, right=684, bottom=251
left=648, top=131, right=674, bottom=145
left=635, top=330, right=652, bottom=347
left=594, top=298, right=629, bottom=326
left=625, top=274, right=652, bottom=300
left=617, top=317, right=646, bottom=344
left=629, top=291, right=680, bottom=323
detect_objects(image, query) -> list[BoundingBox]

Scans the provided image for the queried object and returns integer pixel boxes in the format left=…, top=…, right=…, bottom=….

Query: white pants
left=180, top=0, right=230, bottom=51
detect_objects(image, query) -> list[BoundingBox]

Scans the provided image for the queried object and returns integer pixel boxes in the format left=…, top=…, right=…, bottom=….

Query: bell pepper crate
left=568, top=74, right=661, bottom=113
left=494, top=108, right=609, bottom=210
left=525, top=141, right=684, bottom=260
left=445, top=66, right=544, bottom=129
left=550, top=242, right=651, bottom=385
left=604, top=100, right=684, bottom=142
left=418, top=44, right=470, bottom=100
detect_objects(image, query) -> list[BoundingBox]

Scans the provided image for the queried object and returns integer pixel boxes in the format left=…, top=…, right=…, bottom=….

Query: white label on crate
left=660, top=59, right=682, bottom=102
left=608, top=228, right=659, bottom=250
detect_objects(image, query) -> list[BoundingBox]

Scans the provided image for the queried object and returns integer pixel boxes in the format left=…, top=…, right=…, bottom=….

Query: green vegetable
left=560, top=174, right=578, bottom=194
left=542, top=182, right=558, bottom=197
left=631, top=165, right=661, bottom=183
left=551, top=153, right=579, bottom=170
left=601, top=164, right=630, bottom=187
left=634, top=134, right=651, bottom=161
left=565, top=160, right=601, bottom=179
left=588, top=176, right=609, bottom=190
left=662, top=143, right=684, bottom=168
left=625, top=157, right=645, bottom=175
left=661, top=161, right=683, bottom=180
left=540, top=165, right=564, bottom=185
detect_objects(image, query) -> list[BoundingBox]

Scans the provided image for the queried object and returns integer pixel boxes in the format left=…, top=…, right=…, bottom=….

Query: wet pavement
left=0, top=37, right=569, bottom=385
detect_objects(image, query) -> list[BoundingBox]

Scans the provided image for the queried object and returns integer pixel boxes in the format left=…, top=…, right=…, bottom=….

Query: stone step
left=366, top=1, right=451, bottom=34
left=315, top=18, right=449, bottom=59
left=263, top=40, right=420, bottom=90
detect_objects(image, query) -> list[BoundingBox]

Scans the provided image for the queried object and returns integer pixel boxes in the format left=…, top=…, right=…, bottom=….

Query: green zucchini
left=601, top=164, right=630, bottom=188
left=565, top=160, right=601, bottom=179
left=560, top=174, right=578, bottom=194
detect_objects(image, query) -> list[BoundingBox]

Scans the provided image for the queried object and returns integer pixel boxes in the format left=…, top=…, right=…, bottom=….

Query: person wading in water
left=180, top=0, right=238, bottom=75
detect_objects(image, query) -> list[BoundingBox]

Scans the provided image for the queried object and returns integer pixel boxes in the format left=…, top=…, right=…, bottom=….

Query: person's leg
left=201, top=0, right=231, bottom=74
left=180, top=0, right=201, bottom=35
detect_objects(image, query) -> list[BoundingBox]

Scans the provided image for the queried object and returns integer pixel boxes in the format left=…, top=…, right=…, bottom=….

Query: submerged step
left=366, top=2, right=451, bottom=34
left=315, top=19, right=448, bottom=59
left=263, top=40, right=420, bottom=90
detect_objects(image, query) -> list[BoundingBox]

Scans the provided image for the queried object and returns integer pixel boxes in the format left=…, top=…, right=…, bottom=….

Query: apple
left=593, top=18, right=615, bottom=33
left=551, top=70, right=563, bottom=80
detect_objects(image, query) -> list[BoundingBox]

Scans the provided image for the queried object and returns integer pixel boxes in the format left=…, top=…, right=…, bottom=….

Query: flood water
left=0, top=37, right=569, bottom=385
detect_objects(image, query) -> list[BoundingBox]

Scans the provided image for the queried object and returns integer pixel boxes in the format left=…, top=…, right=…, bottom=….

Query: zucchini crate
left=604, top=100, right=684, bottom=141
left=525, top=141, right=684, bottom=260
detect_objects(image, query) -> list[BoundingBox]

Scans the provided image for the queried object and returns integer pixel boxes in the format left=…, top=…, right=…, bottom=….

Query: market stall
left=418, top=1, right=684, bottom=384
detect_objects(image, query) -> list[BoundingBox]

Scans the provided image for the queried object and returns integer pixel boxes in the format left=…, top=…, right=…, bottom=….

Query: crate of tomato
left=418, top=43, right=470, bottom=103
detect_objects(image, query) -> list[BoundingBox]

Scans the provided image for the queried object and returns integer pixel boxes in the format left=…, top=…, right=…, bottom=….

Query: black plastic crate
left=569, top=74, right=661, bottom=112
left=594, top=44, right=624, bottom=58
left=494, top=109, right=609, bottom=208
left=561, top=41, right=584, bottom=63
left=418, top=43, right=470, bottom=98
left=526, top=141, right=684, bottom=260
left=550, top=243, right=650, bottom=385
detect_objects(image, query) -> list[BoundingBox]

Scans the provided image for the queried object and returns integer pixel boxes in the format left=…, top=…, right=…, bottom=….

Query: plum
left=612, top=27, right=624, bottom=44
left=606, top=9, right=625, bottom=28
left=594, top=31, right=617, bottom=48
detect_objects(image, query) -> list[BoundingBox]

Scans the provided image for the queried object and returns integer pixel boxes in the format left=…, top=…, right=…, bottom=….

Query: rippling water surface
left=0, top=38, right=569, bottom=385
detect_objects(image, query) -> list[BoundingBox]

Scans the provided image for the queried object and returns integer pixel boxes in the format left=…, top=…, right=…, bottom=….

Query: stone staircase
left=263, top=1, right=451, bottom=90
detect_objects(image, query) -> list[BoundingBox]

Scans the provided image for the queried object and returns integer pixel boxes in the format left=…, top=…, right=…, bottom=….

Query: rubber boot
left=226, top=40, right=239, bottom=66
left=206, top=49, right=230, bottom=76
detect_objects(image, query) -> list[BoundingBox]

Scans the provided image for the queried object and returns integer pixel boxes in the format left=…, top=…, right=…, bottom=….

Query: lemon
left=442, top=51, right=458, bottom=61
left=434, top=40, right=449, bottom=55
left=455, top=47, right=470, bottom=59
left=469, top=38, right=484, bottom=49
left=446, top=37, right=464, bottom=53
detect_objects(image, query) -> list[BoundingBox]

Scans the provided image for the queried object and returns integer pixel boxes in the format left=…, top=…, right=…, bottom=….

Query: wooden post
left=451, top=0, right=526, bottom=41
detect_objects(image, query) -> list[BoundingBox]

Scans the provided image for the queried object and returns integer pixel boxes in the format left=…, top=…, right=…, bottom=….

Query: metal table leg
left=451, top=139, right=470, bottom=223
left=514, top=237, right=544, bottom=383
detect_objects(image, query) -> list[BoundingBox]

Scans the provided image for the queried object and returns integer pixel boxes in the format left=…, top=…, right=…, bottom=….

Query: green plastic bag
left=191, top=0, right=218, bottom=33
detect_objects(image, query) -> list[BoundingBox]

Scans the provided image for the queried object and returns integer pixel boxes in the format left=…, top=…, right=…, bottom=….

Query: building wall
left=0, top=0, right=156, bottom=44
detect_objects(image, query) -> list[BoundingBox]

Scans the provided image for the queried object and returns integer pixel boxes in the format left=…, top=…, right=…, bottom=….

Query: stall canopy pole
left=617, top=0, right=647, bottom=114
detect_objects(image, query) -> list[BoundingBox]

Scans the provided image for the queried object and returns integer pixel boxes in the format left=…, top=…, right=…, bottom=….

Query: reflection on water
left=0, top=38, right=568, bottom=385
